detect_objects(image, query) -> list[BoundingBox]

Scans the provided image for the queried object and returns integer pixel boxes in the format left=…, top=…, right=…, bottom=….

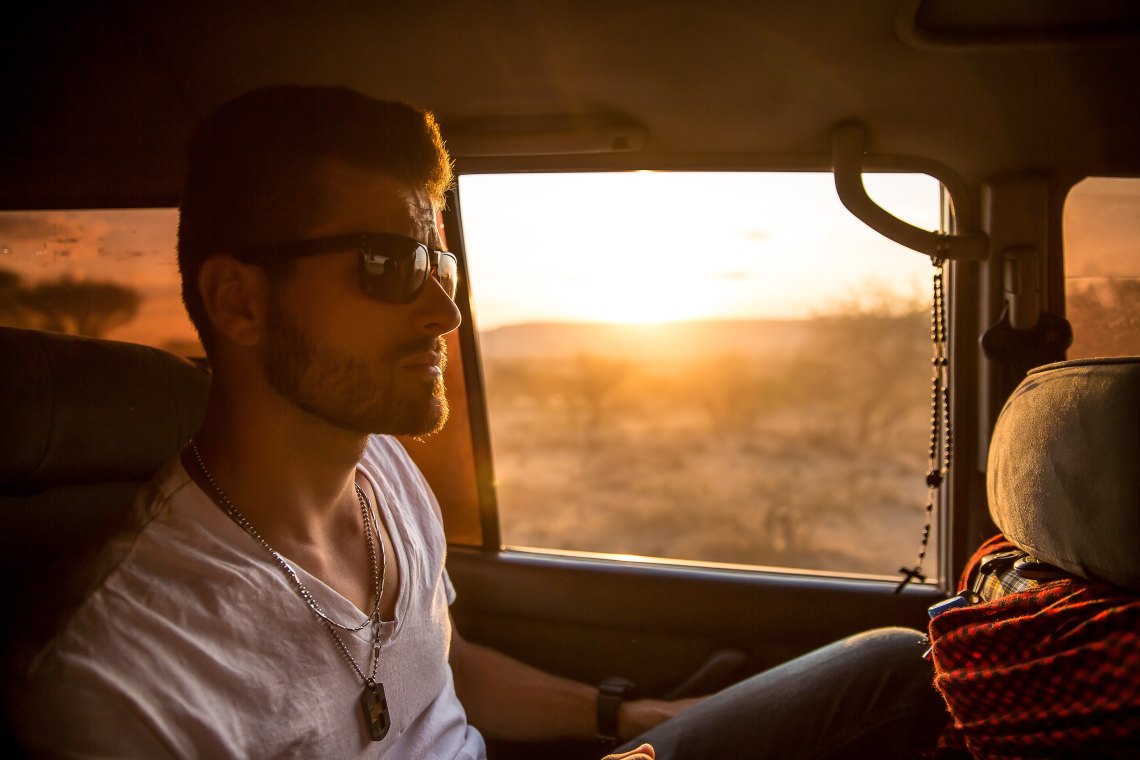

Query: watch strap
left=597, top=676, right=637, bottom=744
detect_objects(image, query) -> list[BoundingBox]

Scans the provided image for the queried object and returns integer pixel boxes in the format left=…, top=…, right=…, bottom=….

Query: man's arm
left=449, top=624, right=700, bottom=744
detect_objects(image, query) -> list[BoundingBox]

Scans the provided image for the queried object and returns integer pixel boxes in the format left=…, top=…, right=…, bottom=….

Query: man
left=14, top=86, right=945, bottom=758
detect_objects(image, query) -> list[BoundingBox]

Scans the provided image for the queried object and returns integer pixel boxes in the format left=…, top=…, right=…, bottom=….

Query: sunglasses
left=240, top=232, right=458, bottom=304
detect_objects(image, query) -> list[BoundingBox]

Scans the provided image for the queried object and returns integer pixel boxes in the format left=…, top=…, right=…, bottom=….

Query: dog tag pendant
left=360, top=682, right=391, bottom=741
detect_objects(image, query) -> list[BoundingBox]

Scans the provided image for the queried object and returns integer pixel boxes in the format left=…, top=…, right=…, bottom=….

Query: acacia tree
left=19, top=276, right=141, bottom=337
left=0, top=269, right=27, bottom=325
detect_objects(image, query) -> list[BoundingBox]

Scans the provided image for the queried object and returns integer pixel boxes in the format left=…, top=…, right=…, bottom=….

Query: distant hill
left=477, top=319, right=813, bottom=362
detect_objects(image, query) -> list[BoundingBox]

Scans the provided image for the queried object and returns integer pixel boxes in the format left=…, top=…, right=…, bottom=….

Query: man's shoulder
left=34, top=456, right=248, bottom=658
left=361, top=435, right=445, bottom=527
left=93, top=455, right=220, bottom=577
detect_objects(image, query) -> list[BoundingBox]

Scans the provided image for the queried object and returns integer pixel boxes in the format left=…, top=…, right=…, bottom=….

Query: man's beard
left=263, top=296, right=450, bottom=437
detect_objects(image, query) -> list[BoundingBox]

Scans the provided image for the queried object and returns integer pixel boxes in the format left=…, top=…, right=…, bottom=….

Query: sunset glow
left=1, top=171, right=941, bottom=349
left=459, top=172, right=941, bottom=330
left=0, top=208, right=193, bottom=349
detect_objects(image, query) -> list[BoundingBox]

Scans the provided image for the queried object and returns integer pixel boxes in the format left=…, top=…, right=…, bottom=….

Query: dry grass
left=482, top=315, right=938, bottom=578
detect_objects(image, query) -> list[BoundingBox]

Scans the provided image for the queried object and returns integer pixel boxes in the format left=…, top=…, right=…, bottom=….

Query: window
left=1063, top=177, right=1140, bottom=359
left=458, top=172, right=943, bottom=578
left=0, top=209, right=197, bottom=354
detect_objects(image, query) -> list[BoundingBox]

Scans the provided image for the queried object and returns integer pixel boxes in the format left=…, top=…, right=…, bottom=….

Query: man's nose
left=415, top=274, right=462, bottom=336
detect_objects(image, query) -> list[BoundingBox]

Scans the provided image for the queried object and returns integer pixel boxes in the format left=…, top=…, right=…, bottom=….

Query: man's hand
left=619, top=696, right=702, bottom=741
left=603, top=742, right=655, bottom=760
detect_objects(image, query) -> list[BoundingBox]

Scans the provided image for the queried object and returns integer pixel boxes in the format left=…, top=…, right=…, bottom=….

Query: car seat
left=0, top=326, right=208, bottom=755
left=929, top=356, right=1140, bottom=756
left=0, top=325, right=208, bottom=659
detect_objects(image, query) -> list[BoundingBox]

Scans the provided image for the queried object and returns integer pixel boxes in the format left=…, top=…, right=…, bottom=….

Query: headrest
left=987, top=356, right=1140, bottom=591
left=0, top=327, right=209, bottom=495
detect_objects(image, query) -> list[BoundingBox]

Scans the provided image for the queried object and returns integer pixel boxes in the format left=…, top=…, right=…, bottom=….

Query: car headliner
left=3, top=0, right=1140, bottom=209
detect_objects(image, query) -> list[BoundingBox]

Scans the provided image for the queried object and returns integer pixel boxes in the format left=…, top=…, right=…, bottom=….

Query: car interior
left=2, top=1, right=1138, bottom=756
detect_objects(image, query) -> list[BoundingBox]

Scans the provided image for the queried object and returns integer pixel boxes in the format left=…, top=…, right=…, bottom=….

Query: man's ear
left=197, top=256, right=270, bottom=347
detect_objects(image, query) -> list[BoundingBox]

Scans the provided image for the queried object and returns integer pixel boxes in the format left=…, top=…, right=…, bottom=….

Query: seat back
left=987, top=356, right=1140, bottom=591
left=0, top=327, right=209, bottom=654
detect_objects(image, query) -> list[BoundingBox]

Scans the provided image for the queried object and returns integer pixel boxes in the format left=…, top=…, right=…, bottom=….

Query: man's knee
left=834, top=627, right=934, bottom=685
left=837, top=626, right=928, bottom=662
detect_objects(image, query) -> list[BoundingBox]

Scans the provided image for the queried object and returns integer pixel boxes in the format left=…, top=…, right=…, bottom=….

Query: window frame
left=437, top=156, right=971, bottom=593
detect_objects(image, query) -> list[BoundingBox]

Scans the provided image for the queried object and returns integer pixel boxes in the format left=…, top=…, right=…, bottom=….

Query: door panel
left=448, top=549, right=940, bottom=698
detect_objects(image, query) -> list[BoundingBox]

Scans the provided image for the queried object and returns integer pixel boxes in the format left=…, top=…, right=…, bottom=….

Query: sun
left=581, top=297, right=703, bottom=325
left=457, top=171, right=941, bottom=329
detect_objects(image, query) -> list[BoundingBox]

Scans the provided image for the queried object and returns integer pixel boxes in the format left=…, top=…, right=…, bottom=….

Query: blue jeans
left=619, top=627, right=948, bottom=759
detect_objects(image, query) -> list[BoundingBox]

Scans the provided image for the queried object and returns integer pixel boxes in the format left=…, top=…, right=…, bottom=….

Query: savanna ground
left=482, top=302, right=939, bottom=578
left=483, top=277, right=1140, bottom=579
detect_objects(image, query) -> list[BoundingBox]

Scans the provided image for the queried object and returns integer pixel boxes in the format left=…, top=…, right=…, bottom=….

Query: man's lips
left=398, top=350, right=443, bottom=374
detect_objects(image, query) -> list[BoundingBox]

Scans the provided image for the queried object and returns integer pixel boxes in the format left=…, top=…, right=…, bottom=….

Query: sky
left=1, top=171, right=944, bottom=344
left=459, top=171, right=942, bottom=330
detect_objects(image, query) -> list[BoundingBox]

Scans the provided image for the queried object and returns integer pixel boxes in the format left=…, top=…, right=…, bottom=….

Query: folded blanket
left=928, top=536, right=1140, bottom=759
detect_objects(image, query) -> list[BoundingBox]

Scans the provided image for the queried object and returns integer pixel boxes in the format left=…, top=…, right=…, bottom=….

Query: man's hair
left=178, top=85, right=454, bottom=352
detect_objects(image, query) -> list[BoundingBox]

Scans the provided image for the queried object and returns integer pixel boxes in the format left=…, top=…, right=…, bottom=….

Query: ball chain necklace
left=896, top=258, right=952, bottom=593
left=189, top=441, right=392, bottom=741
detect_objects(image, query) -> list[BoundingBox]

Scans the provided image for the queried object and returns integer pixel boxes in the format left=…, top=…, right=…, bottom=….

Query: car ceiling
left=3, top=0, right=1140, bottom=209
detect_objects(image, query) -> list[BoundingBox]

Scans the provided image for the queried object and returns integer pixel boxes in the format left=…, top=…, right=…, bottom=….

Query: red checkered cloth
left=928, top=535, right=1140, bottom=758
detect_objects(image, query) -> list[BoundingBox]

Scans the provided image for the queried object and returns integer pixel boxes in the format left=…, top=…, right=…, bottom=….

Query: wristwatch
left=597, top=676, right=637, bottom=744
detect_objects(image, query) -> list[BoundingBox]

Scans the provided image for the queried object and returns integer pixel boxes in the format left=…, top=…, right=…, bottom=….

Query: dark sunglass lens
left=359, top=236, right=454, bottom=304
left=362, top=251, right=388, bottom=277
left=411, top=247, right=429, bottom=278
left=407, top=247, right=429, bottom=299
left=437, top=253, right=458, bottom=299
left=360, top=249, right=397, bottom=301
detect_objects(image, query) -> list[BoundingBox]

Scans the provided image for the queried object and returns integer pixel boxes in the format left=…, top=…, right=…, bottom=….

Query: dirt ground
left=481, top=316, right=940, bottom=579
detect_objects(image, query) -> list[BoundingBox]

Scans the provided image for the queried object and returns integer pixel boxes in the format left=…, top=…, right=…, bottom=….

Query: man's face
left=261, top=160, right=461, bottom=436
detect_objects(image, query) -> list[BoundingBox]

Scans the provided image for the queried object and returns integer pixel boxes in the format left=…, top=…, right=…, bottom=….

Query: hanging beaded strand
left=896, top=257, right=952, bottom=593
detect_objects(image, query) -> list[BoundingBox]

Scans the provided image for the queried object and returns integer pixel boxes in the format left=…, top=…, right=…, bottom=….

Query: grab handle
left=832, top=122, right=987, bottom=261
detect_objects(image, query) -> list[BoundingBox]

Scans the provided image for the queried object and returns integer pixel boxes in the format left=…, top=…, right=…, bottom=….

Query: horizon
left=477, top=309, right=921, bottom=332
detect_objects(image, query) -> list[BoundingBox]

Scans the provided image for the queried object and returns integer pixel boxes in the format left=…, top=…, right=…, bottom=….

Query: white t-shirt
left=16, top=436, right=486, bottom=759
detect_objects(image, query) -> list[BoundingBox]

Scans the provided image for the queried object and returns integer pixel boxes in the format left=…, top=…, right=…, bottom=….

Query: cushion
left=0, top=328, right=209, bottom=662
left=987, top=356, right=1140, bottom=591
left=0, top=326, right=209, bottom=494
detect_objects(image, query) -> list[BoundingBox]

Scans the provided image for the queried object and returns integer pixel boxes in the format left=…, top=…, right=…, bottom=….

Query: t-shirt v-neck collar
left=172, top=458, right=408, bottom=646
